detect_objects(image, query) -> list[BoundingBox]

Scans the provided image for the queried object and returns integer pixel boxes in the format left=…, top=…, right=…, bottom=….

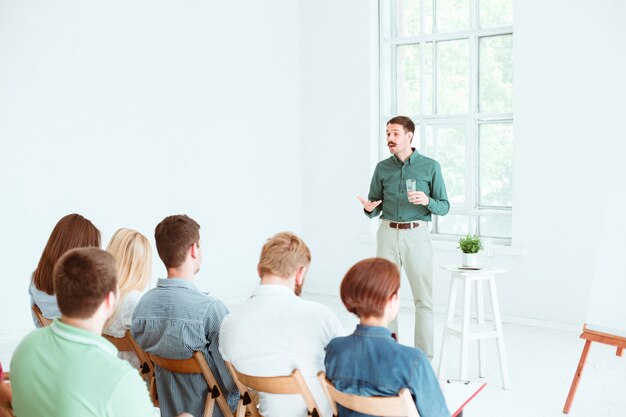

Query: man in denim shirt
left=132, top=215, right=238, bottom=417
left=325, top=258, right=449, bottom=417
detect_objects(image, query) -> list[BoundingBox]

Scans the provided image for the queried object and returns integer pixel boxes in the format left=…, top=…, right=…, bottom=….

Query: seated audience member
left=29, top=213, right=100, bottom=327
left=11, top=248, right=187, bottom=417
left=325, top=258, right=450, bottom=417
left=132, top=215, right=238, bottom=417
left=103, top=228, right=152, bottom=368
left=219, top=231, right=344, bottom=417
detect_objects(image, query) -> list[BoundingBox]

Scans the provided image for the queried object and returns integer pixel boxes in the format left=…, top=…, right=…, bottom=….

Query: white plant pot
left=462, top=253, right=479, bottom=267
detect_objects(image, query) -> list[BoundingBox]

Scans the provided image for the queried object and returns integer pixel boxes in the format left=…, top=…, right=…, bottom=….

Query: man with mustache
left=357, top=115, right=449, bottom=360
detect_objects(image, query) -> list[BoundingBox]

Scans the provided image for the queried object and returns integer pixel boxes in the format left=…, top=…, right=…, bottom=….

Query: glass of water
left=406, top=179, right=417, bottom=193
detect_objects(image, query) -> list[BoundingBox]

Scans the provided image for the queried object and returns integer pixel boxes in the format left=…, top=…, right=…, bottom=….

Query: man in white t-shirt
left=219, top=232, right=344, bottom=417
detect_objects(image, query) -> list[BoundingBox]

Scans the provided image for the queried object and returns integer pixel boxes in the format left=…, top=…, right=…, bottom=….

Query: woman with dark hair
left=29, top=213, right=100, bottom=327
left=325, top=257, right=450, bottom=417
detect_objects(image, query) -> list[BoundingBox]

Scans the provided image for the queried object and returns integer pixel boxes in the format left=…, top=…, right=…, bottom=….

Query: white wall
left=300, top=0, right=626, bottom=325
left=0, top=0, right=302, bottom=350
left=506, top=0, right=626, bottom=323
left=299, top=0, right=380, bottom=295
left=1, top=0, right=625, bottom=362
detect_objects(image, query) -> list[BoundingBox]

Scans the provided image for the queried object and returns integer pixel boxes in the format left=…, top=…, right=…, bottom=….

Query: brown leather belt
left=389, top=221, right=421, bottom=229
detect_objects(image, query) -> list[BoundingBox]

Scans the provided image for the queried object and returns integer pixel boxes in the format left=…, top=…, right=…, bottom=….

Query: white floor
left=302, top=292, right=626, bottom=417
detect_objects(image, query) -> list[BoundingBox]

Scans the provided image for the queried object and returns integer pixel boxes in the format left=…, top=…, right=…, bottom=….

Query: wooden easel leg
left=616, top=347, right=623, bottom=357
left=563, top=339, right=592, bottom=414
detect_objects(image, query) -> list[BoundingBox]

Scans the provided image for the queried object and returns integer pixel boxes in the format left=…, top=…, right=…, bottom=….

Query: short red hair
left=340, top=258, right=400, bottom=318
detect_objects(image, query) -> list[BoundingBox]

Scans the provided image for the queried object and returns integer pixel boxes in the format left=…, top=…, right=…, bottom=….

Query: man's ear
left=190, top=242, right=199, bottom=259
left=295, top=266, right=307, bottom=286
left=408, top=131, right=414, bottom=144
left=106, top=290, right=117, bottom=310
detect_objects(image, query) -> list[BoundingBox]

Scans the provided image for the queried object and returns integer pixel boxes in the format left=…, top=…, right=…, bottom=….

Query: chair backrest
left=103, top=330, right=154, bottom=376
left=317, top=372, right=420, bottom=417
left=149, top=352, right=234, bottom=417
left=226, top=361, right=321, bottom=417
left=32, top=305, right=52, bottom=327
left=103, top=330, right=157, bottom=405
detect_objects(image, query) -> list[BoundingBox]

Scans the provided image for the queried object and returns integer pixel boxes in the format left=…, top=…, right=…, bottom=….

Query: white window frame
left=379, top=0, right=513, bottom=243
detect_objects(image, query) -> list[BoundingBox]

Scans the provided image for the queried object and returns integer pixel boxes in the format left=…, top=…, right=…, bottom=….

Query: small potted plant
left=458, top=234, right=481, bottom=267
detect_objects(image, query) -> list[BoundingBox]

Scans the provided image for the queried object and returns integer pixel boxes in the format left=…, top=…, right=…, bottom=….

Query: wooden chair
left=0, top=401, right=13, bottom=417
left=224, top=362, right=261, bottom=417
left=32, top=305, right=52, bottom=327
left=103, top=330, right=156, bottom=403
left=149, top=352, right=234, bottom=417
left=317, top=372, right=420, bottom=417
left=226, top=361, right=321, bottom=417
left=103, top=330, right=154, bottom=376
left=0, top=377, right=13, bottom=417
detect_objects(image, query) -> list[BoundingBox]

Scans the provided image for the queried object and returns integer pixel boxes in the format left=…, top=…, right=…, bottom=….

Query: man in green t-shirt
left=358, top=115, right=449, bottom=359
left=10, top=247, right=191, bottom=417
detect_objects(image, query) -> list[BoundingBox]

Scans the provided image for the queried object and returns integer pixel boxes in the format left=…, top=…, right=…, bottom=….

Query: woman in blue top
left=325, top=258, right=450, bottom=417
left=29, top=213, right=100, bottom=327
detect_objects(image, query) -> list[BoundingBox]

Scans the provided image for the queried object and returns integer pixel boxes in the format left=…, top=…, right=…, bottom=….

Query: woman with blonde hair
left=103, top=228, right=152, bottom=367
left=30, top=213, right=101, bottom=327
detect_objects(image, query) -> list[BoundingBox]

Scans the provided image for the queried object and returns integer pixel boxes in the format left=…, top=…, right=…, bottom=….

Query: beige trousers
left=376, top=222, right=434, bottom=358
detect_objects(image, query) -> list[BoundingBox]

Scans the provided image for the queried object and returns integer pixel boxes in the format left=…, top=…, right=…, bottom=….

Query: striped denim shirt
left=131, top=278, right=238, bottom=417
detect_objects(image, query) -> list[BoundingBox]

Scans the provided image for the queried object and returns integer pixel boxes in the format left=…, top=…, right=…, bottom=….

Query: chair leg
left=244, top=392, right=261, bottom=417
left=204, top=395, right=216, bottom=417
left=195, top=352, right=235, bottom=417
left=149, top=376, right=159, bottom=407
left=235, top=399, right=246, bottom=417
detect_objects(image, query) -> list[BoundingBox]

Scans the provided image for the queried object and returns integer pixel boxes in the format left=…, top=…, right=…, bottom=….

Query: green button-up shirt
left=366, top=150, right=449, bottom=222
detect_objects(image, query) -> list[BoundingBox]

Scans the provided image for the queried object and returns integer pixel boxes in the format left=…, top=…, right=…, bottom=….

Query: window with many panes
left=380, top=0, right=513, bottom=241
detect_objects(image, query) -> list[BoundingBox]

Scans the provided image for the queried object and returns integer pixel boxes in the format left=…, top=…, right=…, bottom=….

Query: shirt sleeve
left=410, top=353, right=451, bottom=417
left=365, top=165, right=383, bottom=218
left=106, top=371, right=160, bottom=417
left=328, top=311, right=346, bottom=339
left=426, top=161, right=450, bottom=216
left=321, top=309, right=347, bottom=348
